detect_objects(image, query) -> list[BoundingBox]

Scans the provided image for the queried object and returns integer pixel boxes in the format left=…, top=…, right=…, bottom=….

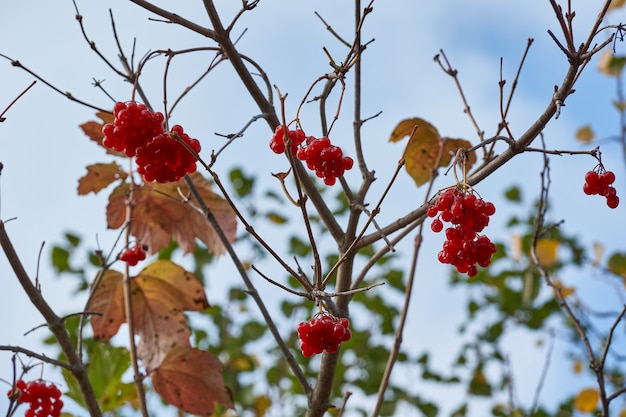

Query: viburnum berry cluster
left=269, top=125, right=306, bottom=154
left=7, top=379, right=63, bottom=417
left=135, top=125, right=201, bottom=183
left=297, top=313, right=352, bottom=357
left=120, top=243, right=147, bottom=266
left=296, top=136, right=354, bottom=186
left=102, top=101, right=165, bottom=157
left=102, top=102, right=201, bottom=183
left=583, top=169, right=620, bottom=209
left=269, top=125, right=354, bottom=186
left=428, top=187, right=498, bottom=277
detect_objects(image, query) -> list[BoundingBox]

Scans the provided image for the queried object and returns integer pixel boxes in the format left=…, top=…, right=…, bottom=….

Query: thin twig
left=0, top=346, right=73, bottom=371
left=0, top=80, right=36, bottom=122
left=183, top=174, right=312, bottom=395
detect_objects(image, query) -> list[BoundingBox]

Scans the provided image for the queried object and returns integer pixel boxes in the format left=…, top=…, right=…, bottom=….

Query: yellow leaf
left=574, top=388, right=599, bottom=413
left=573, top=359, right=583, bottom=374
left=552, top=279, right=575, bottom=298
left=440, top=137, right=477, bottom=171
left=389, top=118, right=431, bottom=143
left=598, top=50, right=626, bottom=77
left=535, top=238, right=559, bottom=267
left=255, top=395, right=271, bottom=417
left=613, top=100, right=626, bottom=112
left=399, top=119, right=442, bottom=186
left=575, top=125, right=595, bottom=143
left=608, top=0, right=626, bottom=12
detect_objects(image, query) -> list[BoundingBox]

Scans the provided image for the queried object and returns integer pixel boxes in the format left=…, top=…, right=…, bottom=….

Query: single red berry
left=431, top=218, right=444, bottom=233
left=607, top=195, right=620, bottom=209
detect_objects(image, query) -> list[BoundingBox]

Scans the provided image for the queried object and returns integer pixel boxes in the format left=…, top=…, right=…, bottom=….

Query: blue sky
left=1, top=1, right=625, bottom=416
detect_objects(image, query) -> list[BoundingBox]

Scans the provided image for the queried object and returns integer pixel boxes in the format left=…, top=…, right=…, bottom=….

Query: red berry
left=431, top=218, right=444, bottom=232
left=607, top=194, right=620, bottom=209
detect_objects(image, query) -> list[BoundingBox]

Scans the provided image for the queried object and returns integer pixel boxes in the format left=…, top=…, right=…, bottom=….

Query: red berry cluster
left=8, top=379, right=63, bottom=417
left=269, top=125, right=354, bottom=186
left=583, top=169, right=619, bottom=209
left=136, top=125, right=201, bottom=183
left=102, top=102, right=201, bottom=183
left=427, top=188, right=498, bottom=277
left=120, top=243, right=147, bottom=266
left=296, top=136, right=354, bottom=186
left=297, top=313, right=351, bottom=357
left=269, top=125, right=306, bottom=155
left=102, top=101, right=165, bottom=157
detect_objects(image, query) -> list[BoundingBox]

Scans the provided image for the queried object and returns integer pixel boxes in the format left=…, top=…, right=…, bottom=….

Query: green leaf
left=65, top=232, right=81, bottom=247
left=240, top=321, right=267, bottom=341
left=468, top=365, right=492, bottom=396
left=504, top=186, right=522, bottom=202
left=386, top=269, right=406, bottom=292
left=289, top=235, right=311, bottom=256
left=63, top=343, right=138, bottom=412
left=608, top=252, right=626, bottom=276
left=484, top=321, right=504, bottom=342
left=51, top=247, right=71, bottom=273
left=229, top=167, right=255, bottom=198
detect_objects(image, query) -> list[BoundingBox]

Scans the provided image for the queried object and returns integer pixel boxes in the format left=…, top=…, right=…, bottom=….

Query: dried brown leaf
left=106, top=173, right=236, bottom=255
left=151, top=346, right=233, bottom=415
left=77, top=162, right=128, bottom=195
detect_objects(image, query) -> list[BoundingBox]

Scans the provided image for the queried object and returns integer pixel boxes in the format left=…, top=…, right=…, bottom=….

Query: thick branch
left=0, top=221, right=102, bottom=417
left=359, top=62, right=580, bottom=248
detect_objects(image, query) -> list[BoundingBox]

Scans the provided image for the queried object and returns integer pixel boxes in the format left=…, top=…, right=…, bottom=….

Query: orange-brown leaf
left=87, top=269, right=126, bottom=341
left=132, top=260, right=209, bottom=370
left=440, top=138, right=477, bottom=171
left=106, top=172, right=237, bottom=255
left=400, top=119, right=442, bottom=186
left=151, top=346, right=233, bottom=416
left=80, top=112, right=126, bottom=157
left=78, top=162, right=128, bottom=195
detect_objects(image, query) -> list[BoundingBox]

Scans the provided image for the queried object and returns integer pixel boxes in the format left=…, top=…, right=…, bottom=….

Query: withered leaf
left=389, top=117, right=433, bottom=143
left=440, top=138, right=477, bottom=171
left=87, top=260, right=209, bottom=371
left=79, top=111, right=126, bottom=157
left=88, top=269, right=126, bottom=340
left=151, top=346, right=233, bottom=416
left=106, top=172, right=237, bottom=256
left=78, top=162, right=128, bottom=195
left=399, top=118, right=442, bottom=186
left=132, top=260, right=209, bottom=370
